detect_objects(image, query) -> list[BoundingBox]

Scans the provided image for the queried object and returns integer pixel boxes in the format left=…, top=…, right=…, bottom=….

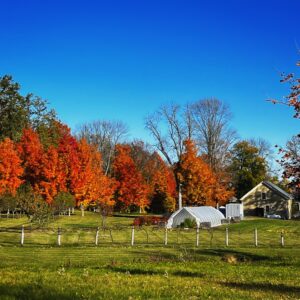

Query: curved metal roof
left=167, top=206, right=225, bottom=228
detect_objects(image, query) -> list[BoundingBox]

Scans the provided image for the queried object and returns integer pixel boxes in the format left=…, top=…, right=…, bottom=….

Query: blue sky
left=0, top=0, right=299, bottom=147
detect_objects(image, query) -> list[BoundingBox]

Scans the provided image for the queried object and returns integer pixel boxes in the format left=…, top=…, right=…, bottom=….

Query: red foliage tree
left=17, top=128, right=44, bottom=188
left=37, top=146, right=66, bottom=203
left=0, top=138, right=23, bottom=195
left=113, top=144, right=149, bottom=212
left=147, top=153, right=177, bottom=213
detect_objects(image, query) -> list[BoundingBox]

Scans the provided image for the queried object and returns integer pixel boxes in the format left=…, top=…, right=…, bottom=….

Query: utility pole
left=178, top=183, right=182, bottom=210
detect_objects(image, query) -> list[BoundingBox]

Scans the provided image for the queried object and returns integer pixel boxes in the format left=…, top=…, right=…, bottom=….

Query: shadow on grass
left=197, top=249, right=272, bottom=262
left=0, top=283, right=81, bottom=300
left=220, top=281, right=300, bottom=295
left=107, top=266, right=204, bottom=278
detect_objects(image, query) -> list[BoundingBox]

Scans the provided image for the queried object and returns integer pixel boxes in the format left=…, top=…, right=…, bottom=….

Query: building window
left=265, top=205, right=270, bottom=214
left=261, top=192, right=267, bottom=200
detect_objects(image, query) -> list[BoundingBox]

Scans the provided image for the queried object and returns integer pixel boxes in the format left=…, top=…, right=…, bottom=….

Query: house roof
left=262, top=181, right=292, bottom=200
left=240, top=181, right=293, bottom=201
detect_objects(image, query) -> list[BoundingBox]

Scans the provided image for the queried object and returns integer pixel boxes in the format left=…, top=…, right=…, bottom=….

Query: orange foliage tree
left=0, top=138, right=23, bottom=195
left=71, top=139, right=115, bottom=208
left=113, top=144, right=149, bottom=212
left=56, top=123, right=80, bottom=194
left=175, top=140, right=233, bottom=207
left=17, top=128, right=44, bottom=188
left=38, top=146, right=66, bottom=203
left=146, top=153, right=176, bottom=213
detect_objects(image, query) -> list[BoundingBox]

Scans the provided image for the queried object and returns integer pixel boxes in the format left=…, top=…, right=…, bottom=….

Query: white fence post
left=225, top=227, right=229, bottom=247
left=131, top=225, right=135, bottom=246
left=20, top=225, right=24, bottom=246
left=254, top=228, right=258, bottom=247
left=57, top=227, right=61, bottom=246
left=196, top=227, right=199, bottom=247
left=68, top=207, right=71, bottom=217
left=164, top=224, right=168, bottom=246
left=95, top=227, right=99, bottom=246
left=281, top=231, right=285, bottom=247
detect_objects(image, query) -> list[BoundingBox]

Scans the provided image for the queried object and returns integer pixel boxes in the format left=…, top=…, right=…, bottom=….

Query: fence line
left=0, top=225, right=297, bottom=248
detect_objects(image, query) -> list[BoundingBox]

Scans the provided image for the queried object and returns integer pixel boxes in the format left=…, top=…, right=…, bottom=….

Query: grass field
left=0, top=211, right=300, bottom=299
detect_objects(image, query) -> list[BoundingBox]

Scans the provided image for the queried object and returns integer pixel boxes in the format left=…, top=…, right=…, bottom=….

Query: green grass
left=0, top=212, right=300, bottom=299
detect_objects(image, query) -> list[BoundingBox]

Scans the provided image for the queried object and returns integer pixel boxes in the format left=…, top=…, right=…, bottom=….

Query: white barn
left=167, top=206, right=225, bottom=228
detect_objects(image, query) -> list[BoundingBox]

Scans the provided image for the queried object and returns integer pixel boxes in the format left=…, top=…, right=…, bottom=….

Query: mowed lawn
left=0, top=212, right=300, bottom=299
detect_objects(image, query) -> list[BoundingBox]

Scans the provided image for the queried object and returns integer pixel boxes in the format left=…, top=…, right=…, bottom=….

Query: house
left=166, top=206, right=225, bottom=228
left=240, top=181, right=298, bottom=219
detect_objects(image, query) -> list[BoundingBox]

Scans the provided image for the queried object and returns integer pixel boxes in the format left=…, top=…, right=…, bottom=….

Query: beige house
left=241, top=181, right=298, bottom=219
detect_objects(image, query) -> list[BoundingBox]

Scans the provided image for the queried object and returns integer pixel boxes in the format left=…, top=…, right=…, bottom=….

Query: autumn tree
left=270, top=58, right=300, bottom=192
left=37, top=145, right=66, bottom=204
left=145, top=101, right=236, bottom=205
left=149, top=154, right=176, bottom=213
left=0, top=138, right=23, bottom=195
left=229, top=141, right=267, bottom=198
left=17, top=128, right=44, bottom=188
left=61, top=138, right=115, bottom=216
left=113, top=144, right=149, bottom=212
left=76, top=120, right=128, bottom=175
left=175, top=140, right=232, bottom=207
left=123, top=141, right=176, bottom=213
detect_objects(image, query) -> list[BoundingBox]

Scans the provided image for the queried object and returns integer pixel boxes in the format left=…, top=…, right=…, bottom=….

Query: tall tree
left=175, top=140, right=233, bottom=206
left=17, top=128, right=44, bottom=188
left=113, top=144, right=149, bottom=212
left=145, top=103, right=192, bottom=167
left=229, top=141, right=267, bottom=198
left=76, top=120, right=128, bottom=175
left=191, top=98, right=236, bottom=172
left=37, top=145, right=66, bottom=204
left=149, top=154, right=177, bottom=213
left=0, top=138, right=23, bottom=195
left=0, top=75, right=56, bottom=142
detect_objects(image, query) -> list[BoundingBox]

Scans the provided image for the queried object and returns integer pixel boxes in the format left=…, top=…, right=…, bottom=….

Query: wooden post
left=281, top=231, right=284, bottom=247
left=20, top=225, right=25, bottom=246
left=131, top=225, right=135, bottom=246
left=164, top=224, right=168, bottom=246
left=95, top=227, right=99, bottom=246
left=254, top=228, right=258, bottom=247
left=196, top=227, right=200, bottom=247
left=68, top=207, right=71, bottom=217
left=225, top=227, right=229, bottom=247
left=57, top=227, right=61, bottom=246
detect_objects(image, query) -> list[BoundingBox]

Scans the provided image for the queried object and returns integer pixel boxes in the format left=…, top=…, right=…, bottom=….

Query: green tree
left=0, top=75, right=57, bottom=142
left=229, top=141, right=267, bottom=198
left=53, top=192, right=75, bottom=215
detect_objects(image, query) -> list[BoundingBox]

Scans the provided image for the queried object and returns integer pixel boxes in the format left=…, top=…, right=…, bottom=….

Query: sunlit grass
left=1, top=212, right=300, bottom=299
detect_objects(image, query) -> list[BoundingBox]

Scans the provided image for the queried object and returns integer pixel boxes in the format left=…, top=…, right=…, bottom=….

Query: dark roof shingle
left=262, top=181, right=292, bottom=200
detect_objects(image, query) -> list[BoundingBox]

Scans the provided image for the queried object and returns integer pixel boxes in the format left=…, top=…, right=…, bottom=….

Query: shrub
left=179, top=218, right=197, bottom=228
left=133, top=216, right=168, bottom=226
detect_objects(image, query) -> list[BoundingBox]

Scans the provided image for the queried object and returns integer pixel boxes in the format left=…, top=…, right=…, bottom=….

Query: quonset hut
left=167, top=206, right=225, bottom=228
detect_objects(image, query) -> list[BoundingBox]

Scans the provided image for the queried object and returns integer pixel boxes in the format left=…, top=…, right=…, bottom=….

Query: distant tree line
left=0, top=73, right=287, bottom=223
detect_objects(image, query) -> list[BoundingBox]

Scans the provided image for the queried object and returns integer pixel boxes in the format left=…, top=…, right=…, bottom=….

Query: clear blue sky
left=1, top=0, right=299, bottom=147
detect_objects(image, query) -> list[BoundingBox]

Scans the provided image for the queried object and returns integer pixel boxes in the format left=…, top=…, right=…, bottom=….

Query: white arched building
left=167, top=206, right=225, bottom=228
